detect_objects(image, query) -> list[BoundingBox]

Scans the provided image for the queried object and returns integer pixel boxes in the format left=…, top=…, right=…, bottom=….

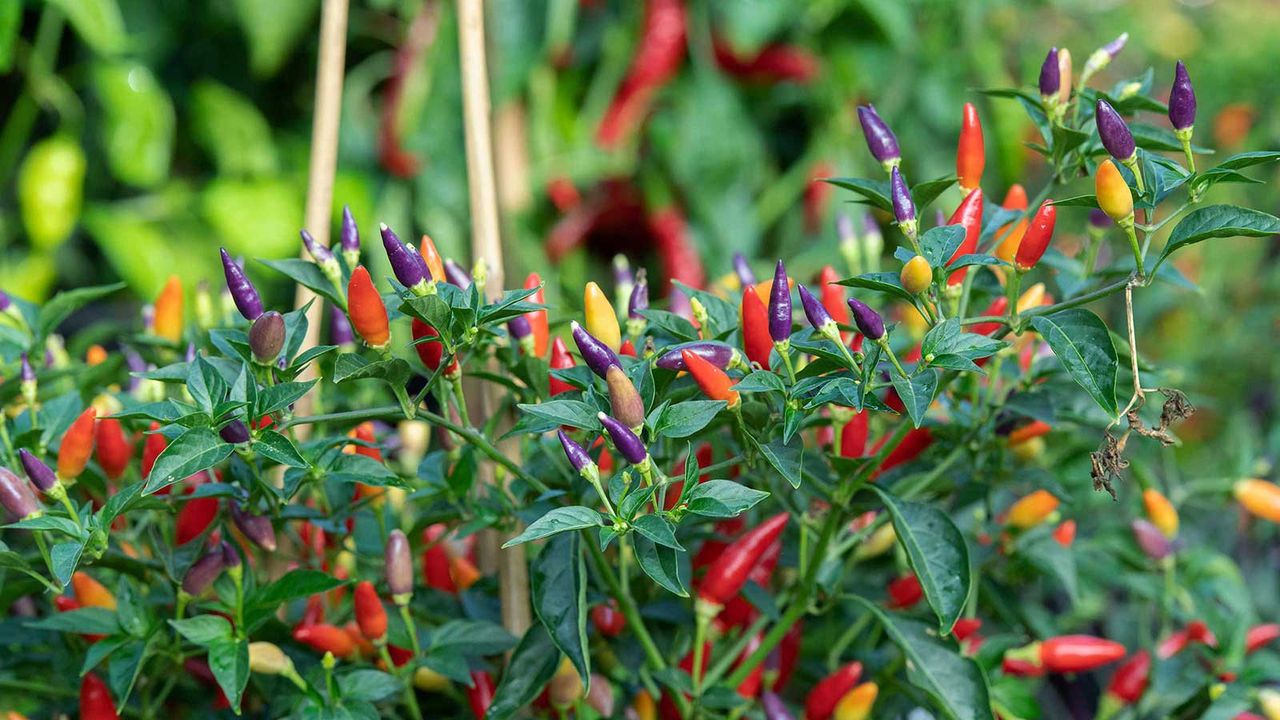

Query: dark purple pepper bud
left=379, top=224, right=428, bottom=288
left=571, top=321, right=621, bottom=378
left=1101, top=33, right=1128, bottom=60
left=340, top=205, right=360, bottom=256
left=732, top=253, right=757, bottom=287
left=856, top=105, right=901, bottom=166
left=0, top=289, right=10, bottom=311
left=761, top=692, right=796, bottom=720
left=219, top=420, right=250, bottom=445
left=0, top=467, right=38, bottom=519
left=797, top=284, right=833, bottom=331
left=1095, top=100, right=1136, bottom=160
left=230, top=502, right=277, bottom=552
left=125, top=349, right=146, bottom=392
left=890, top=167, right=915, bottom=225
left=20, top=354, right=34, bottom=384
left=444, top=259, right=472, bottom=288
left=219, top=247, right=264, bottom=321
left=1168, top=61, right=1196, bottom=131
left=557, top=430, right=594, bottom=474
left=300, top=229, right=334, bottom=264
left=847, top=297, right=885, bottom=340
left=182, top=545, right=226, bottom=595
left=508, top=314, right=532, bottom=341
left=1131, top=519, right=1174, bottom=561
left=654, top=342, right=736, bottom=371
left=605, top=365, right=646, bottom=430
left=597, top=412, right=647, bottom=465
left=249, top=311, right=285, bottom=364
left=18, top=449, right=57, bottom=493
left=1039, top=48, right=1061, bottom=98
left=1088, top=208, right=1113, bottom=229
left=385, top=529, right=413, bottom=600
left=628, top=277, right=649, bottom=320
left=668, top=288, right=692, bottom=320
left=612, top=254, right=634, bottom=290
left=221, top=540, right=241, bottom=569
left=184, top=343, right=197, bottom=364
left=330, top=305, right=354, bottom=346
left=767, top=260, right=792, bottom=343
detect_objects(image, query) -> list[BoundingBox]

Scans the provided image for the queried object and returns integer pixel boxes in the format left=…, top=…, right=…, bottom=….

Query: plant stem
left=399, top=604, right=422, bottom=657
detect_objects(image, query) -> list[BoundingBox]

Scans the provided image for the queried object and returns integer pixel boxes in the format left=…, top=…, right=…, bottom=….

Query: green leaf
left=1213, top=149, right=1280, bottom=170
left=484, top=625, right=562, bottom=720
left=632, top=514, right=683, bottom=550
left=429, top=620, right=518, bottom=656
left=513, top=400, right=601, bottom=434
left=634, top=536, right=688, bottom=596
left=920, top=225, right=967, bottom=268
left=824, top=177, right=891, bottom=211
left=231, top=0, right=319, bottom=77
left=1049, top=194, right=1100, bottom=208
left=143, top=427, right=234, bottom=494
left=253, top=429, right=309, bottom=468
left=731, top=371, right=785, bottom=394
left=50, top=540, right=86, bottom=587
left=922, top=319, right=1004, bottom=361
left=753, top=436, right=803, bottom=489
left=871, top=487, right=972, bottom=633
left=0, top=0, right=20, bottom=72
left=252, top=569, right=346, bottom=609
left=339, top=669, right=401, bottom=702
left=208, top=637, right=249, bottom=714
left=1156, top=204, right=1280, bottom=269
left=836, top=272, right=917, bottom=304
left=852, top=597, right=994, bottom=720
left=190, top=81, right=278, bottom=176
left=1030, top=310, right=1118, bottom=417
left=258, top=258, right=343, bottom=307
left=48, top=0, right=126, bottom=56
left=912, top=176, right=959, bottom=210
left=107, top=637, right=150, bottom=710
left=890, top=370, right=938, bottom=428
left=685, top=480, right=769, bottom=518
left=94, top=62, right=174, bottom=188
left=1017, top=529, right=1078, bottom=603
left=28, top=607, right=120, bottom=635
left=652, top=400, right=726, bottom=438
left=256, top=381, right=316, bottom=417
left=37, top=283, right=125, bottom=339
left=530, top=533, right=589, bottom=685
left=4, top=515, right=84, bottom=538
left=503, top=507, right=605, bottom=547
left=169, top=615, right=233, bottom=646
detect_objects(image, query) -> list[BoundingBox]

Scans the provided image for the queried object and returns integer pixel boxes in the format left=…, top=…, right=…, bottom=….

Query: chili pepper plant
left=2, top=38, right=1280, bottom=720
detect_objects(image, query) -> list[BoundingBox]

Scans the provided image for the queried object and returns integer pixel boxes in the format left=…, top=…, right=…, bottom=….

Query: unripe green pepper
left=18, top=135, right=86, bottom=250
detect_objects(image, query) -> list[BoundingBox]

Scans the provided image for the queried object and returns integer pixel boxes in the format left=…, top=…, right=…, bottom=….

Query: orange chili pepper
left=353, top=581, right=388, bottom=642
left=153, top=275, right=184, bottom=343
left=72, top=571, right=117, bottom=610
left=1007, top=489, right=1060, bottom=529
left=1234, top=479, right=1280, bottom=523
left=1007, top=420, right=1051, bottom=445
left=58, top=407, right=97, bottom=480
left=524, top=272, right=549, bottom=358
left=1142, top=488, right=1179, bottom=537
left=85, top=344, right=108, bottom=366
left=682, top=349, right=739, bottom=408
left=833, top=682, right=879, bottom=720
left=94, top=417, right=132, bottom=481
left=418, top=234, right=446, bottom=284
left=956, top=102, right=984, bottom=192
left=347, top=266, right=390, bottom=348
left=994, top=184, right=1030, bottom=263
left=1095, top=159, right=1133, bottom=222
left=740, top=288, right=772, bottom=369
left=293, top=623, right=358, bottom=658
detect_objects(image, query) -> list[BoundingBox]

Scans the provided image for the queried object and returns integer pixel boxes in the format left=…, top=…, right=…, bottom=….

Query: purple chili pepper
left=0, top=467, right=39, bottom=519
left=340, top=205, right=360, bottom=258
left=836, top=213, right=855, bottom=243
left=668, top=288, right=693, bottom=320
left=444, top=258, right=472, bottom=288
left=863, top=212, right=882, bottom=243
left=890, top=167, right=915, bottom=225
left=597, top=412, right=647, bottom=465
left=219, top=248, right=264, bottom=321
left=125, top=349, right=146, bottom=392
left=182, top=544, right=226, bottom=595
left=300, top=229, right=334, bottom=265
left=18, top=449, right=57, bottom=494
left=230, top=501, right=277, bottom=552
left=627, top=275, right=649, bottom=320
left=329, top=305, right=354, bottom=346
left=20, top=354, right=34, bottom=384
left=612, top=254, right=634, bottom=291
left=571, top=321, right=621, bottom=378
left=0, top=290, right=10, bottom=312
left=508, top=314, right=532, bottom=341
left=653, top=342, right=736, bottom=371
left=249, top=311, right=285, bottom=364
left=1088, top=208, right=1113, bottom=229
left=385, top=529, right=413, bottom=599
left=1039, top=48, right=1061, bottom=98
left=1095, top=100, right=1136, bottom=160
left=1131, top=519, right=1174, bottom=561
left=761, top=692, right=796, bottom=720
left=856, top=105, right=901, bottom=167
left=732, top=253, right=757, bottom=287
left=1102, top=33, right=1128, bottom=60
left=797, top=284, right=833, bottom=332
left=219, top=420, right=250, bottom=445
left=767, top=260, right=791, bottom=343
left=221, top=540, right=241, bottom=570
left=847, top=297, right=885, bottom=340
left=605, top=365, right=646, bottom=430
left=557, top=430, right=594, bottom=474
left=379, top=224, right=429, bottom=289
left=184, top=343, right=197, bottom=364
left=1168, top=61, right=1196, bottom=131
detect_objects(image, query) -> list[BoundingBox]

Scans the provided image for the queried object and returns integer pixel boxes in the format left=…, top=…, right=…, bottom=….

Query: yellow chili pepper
left=1142, top=488, right=1179, bottom=537
left=834, top=682, right=879, bottom=720
left=584, top=281, right=621, bottom=351
left=1234, top=479, right=1280, bottom=523
left=1095, top=159, right=1133, bottom=222
left=1007, top=489, right=1060, bottom=529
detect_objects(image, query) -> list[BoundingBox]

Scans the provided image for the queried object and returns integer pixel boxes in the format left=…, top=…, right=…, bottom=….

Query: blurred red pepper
left=348, top=421, right=383, bottom=461
left=592, top=600, right=625, bottom=637
left=421, top=524, right=458, bottom=594
left=549, top=337, right=576, bottom=396
left=412, top=318, right=459, bottom=377
left=945, top=189, right=983, bottom=286
left=354, top=581, right=387, bottom=643
left=94, top=418, right=132, bottom=481
left=718, top=538, right=781, bottom=628
left=817, top=265, right=851, bottom=332
left=58, top=407, right=97, bottom=480
left=524, top=273, right=550, bottom=358
left=620, top=339, right=637, bottom=357
left=348, top=267, right=390, bottom=348
left=767, top=622, right=802, bottom=691
left=378, top=6, right=433, bottom=177
left=1039, top=635, right=1126, bottom=672
left=839, top=410, right=868, bottom=458
left=971, top=297, right=1009, bottom=337
left=73, top=571, right=116, bottom=610
left=1247, top=623, right=1280, bottom=654
left=293, top=623, right=357, bottom=658
left=176, top=487, right=219, bottom=545
left=873, top=428, right=933, bottom=476
left=651, top=206, right=705, bottom=293
left=692, top=517, right=745, bottom=570
left=546, top=176, right=581, bottom=212
left=956, top=102, right=985, bottom=192
left=698, top=513, right=788, bottom=609
left=741, top=288, right=773, bottom=369
left=805, top=661, right=863, bottom=720
left=597, top=0, right=686, bottom=148
left=467, top=670, right=495, bottom=720
left=886, top=573, right=923, bottom=609
left=805, top=162, right=834, bottom=233
left=713, top=37, right=819, bottom=84
left=153, top=275, right=184, bottom=343
left=1099, top=650, right=1150, bottom=717
left=1053, top=519, right=1077, bottom=546
left=734, top=633, right=765, bottom=698
left=141, top=422, right=168, bottom=490
left=80, top=673, right=119, bottom=720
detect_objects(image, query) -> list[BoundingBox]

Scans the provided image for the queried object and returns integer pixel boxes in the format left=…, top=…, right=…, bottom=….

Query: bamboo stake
left=291, top=0, right=350, bottom=436
left=456, top=0, right=531, bottom=637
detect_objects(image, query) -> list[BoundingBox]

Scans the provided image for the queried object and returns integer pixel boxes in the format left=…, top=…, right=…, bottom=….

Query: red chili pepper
left=80, top=673, right=119, bottom=720
left=348, top=266, right=390, bottom=348
left=293, top=623, right=357, bottom=658
left=682, top=349, right=739, bottom=408
left=58, top=407, right=97, bottom=480
left=347, top=421, right=383, bottom=462
left=945, top=188, right=983, bottom=286
left=1053, top=519, right=1077, bottom=546
left=412, top=318, right=459, bottom=377
left=620, top=339, right=637, bottom=357
left=718, top=538, right=782, bottom=628
left=1040, top=635, right=1126, bottom=672
left=953, top=618, right=982, bottom=642
left=524, top=273, right=549, bottom=358
left=805, top=661, right=863, bottom=720
left=297, top=594, right=325, bottom=629
left=839, top=410, right=868, bottom=458
left=1186, top=619, right=1218, bottom=647
left=596, top=0, right=686, bottom=148
left=698, top=513, right=789, bottom=608
left=1103, top=650, right=1151, bottom=708
left=377, top=7, right=433, bottom=177
left=768, top=622, right=802, bottom=691
left=1247, top=623, right=1280, bottom=654
left=734, top=633, right=765, bottom=699
left=805, top=162, right=834, bottom=233
left=592, top=600, right=625, bottom=637
left=691, top=518, right=745, bottom=570
left=418, top=233, right=446, bottom=286
left=1013, top=201, right=1057, bottom=273
left=1001, top=657, right=1045, bottom=677
left=651, top=206, right=705, bottom=293
left=353, top=581, right=387, bottom=642
left=741, top=288, right=773, bottom=369
left=818, top=265, right=851, bottom=330
left=712, top=37, right=819, bottom=85
left=547, top=176, right=581, bottom=212
left=549, top=337, right=576, bottom=396
left=971, top=297, right=1009, bottom=337
left=467, top=670, right=496, bottom=720
left=176, top=489, right=219, bottom=545
left=421, top=524, right=457, bottom=594
left=886, top=573, right=923, bottom=609
left=94, top=418, right=132, bottom=481
left=956, top=103, right=985, bottom=192
left=873, top=428, right=933, bottom=477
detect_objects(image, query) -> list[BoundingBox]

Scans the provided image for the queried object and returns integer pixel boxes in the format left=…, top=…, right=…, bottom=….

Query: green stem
left=451, top=377, right=472, bottom=428
left=776, top=342, right=797, bottom=385
left=416, top=407, right=549, bottom=493
left=399, top=604, right=422, bottom=657
left=380, top=645, right=424, bottom=720
left=1121, top=217, right=1145, bottom=278
left=880, top=339, right=908, bottom=379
